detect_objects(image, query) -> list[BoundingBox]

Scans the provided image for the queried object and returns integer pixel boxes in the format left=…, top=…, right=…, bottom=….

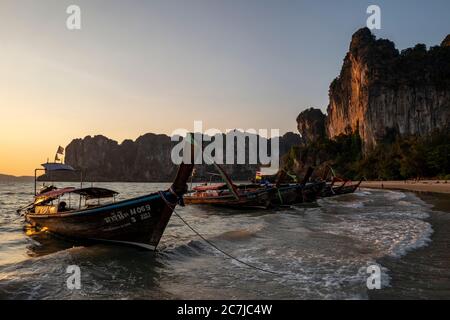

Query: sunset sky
left=1, top=0, right=449, bottom=176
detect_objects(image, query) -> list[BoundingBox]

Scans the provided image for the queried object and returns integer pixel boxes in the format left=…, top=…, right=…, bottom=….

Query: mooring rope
left=158, top=191, right=282, bottom=276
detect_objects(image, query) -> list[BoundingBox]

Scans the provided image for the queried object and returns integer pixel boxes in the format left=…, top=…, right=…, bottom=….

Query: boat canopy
left=71, top=187, right=118, bottom=200
left=34, top=187, right=118, bottom=203
left=34, top=187, right=77, bottom=205
left=41, top=163, right=75, bottom=172
left=36, top=187, right=77, bottom=199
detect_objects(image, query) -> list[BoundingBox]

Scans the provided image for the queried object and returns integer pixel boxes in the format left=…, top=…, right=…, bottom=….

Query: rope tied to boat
left=158, top=191, right=281, bottom=276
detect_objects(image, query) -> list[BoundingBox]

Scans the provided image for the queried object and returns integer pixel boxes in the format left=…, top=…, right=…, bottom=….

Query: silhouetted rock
left=63, top=132, right=301, bottom=182
left=296, top=108, right=326, bottom=143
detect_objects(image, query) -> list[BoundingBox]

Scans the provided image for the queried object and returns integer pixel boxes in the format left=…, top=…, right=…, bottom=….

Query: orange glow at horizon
left=0, top=44, right=295, bottom=176
left=3, top=0, right=396, bottom=176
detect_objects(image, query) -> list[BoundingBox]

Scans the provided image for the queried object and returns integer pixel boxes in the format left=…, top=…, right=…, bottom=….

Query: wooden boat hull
left=269, top=182, right=325, bottom=205
left=184, top=189, right=272, bottom=209
left=26, top=191, right=178, bottom=250
left=320, top=180, right=362, bottom=198
left=301, top=182, right=326, bottom=202
left=269, top=185, right=301, bottom=205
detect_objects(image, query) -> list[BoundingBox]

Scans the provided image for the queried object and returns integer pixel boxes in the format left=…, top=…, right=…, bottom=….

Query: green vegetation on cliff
left=284, top=128, right=450, bottom=181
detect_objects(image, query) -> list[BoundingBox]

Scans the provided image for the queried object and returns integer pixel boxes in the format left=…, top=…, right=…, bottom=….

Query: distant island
left=0, top=174, right=34, bottom=182
left=51, top=132, right=302, bottom=182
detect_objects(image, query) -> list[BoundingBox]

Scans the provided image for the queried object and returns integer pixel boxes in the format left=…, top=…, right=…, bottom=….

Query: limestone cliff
left=327, top=28, right=450, bottom=150
left=65, top=134, right=177, bottom=182
left=442, top=35, right=450, bottom=47
left=64, top=132, right=301, bottom=182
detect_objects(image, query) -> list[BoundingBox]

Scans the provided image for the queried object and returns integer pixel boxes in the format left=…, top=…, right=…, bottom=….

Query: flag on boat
left=54, top=146, right=65, bottom=162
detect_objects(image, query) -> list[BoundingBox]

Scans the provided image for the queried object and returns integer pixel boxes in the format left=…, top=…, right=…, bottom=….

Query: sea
left=0, top=182, right=449, bottom=300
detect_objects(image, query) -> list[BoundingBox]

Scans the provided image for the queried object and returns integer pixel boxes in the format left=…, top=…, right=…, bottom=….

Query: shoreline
left=369, top=191, right=450, bottom=299
left=360, top=180, right=450, bottom=194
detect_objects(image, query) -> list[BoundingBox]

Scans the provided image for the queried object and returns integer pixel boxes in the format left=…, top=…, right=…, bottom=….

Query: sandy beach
left=360, top=180, right=450, bottom=194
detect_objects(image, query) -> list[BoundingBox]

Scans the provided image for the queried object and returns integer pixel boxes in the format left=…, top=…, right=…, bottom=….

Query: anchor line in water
left=158, top=191, right=282, bottom=276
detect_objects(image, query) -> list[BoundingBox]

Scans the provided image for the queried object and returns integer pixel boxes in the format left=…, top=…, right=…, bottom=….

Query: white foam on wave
left=154, top=188, right=433, bottom=299
left=354, top=189, right=373, bottom=196
left=318, top=197, right=369, bottom=209
left=376, top=208, right=430, bottom=220
left=384, top=190, right=407, bottom=200
left=320, top=209, right=433, bottom=261
left=387, top=221, right=433, bottom=258
left=339, top=201, right=365, bottom=209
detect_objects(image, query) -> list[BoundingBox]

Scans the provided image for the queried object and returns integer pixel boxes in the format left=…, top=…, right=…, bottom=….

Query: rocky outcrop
left=442, top=35, right=450, bottom=47
left=64, top=132, right=301, bottom=182
left=65, top=134, right=177, bottom=182
left=296, top=108, right=326, bottom=143
left=327, top=28, right=450, bottom=151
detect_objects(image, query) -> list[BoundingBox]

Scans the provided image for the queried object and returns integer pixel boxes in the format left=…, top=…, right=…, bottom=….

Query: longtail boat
left=185, top=167, right=325, bottom=208
left=184, top=164, right=273, bottom=209
left=317, top=166, right=362, bottom=198
left=21, top=153, right=194, bottom=250
left=184, top=185, right=272, bottom=209
left=269, top=181, right=326, bottom=205
left=267, top=168, right=323, bottom=205
left=320, top=177, right=363, bottom=198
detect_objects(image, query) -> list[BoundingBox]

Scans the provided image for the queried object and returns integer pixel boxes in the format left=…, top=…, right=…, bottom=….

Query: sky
left=1, top=0, right=449, bottom=176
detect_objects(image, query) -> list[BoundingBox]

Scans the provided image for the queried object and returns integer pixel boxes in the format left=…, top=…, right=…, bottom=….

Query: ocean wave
left=374, top=209, right=430, bottom=220
left=163, top=239, right=211, bottom=259
left=0, top=182, right=440, bottom=300
left=318, top=198, right=368, bottom=209
left=224, top=250, right=391, bottom=300
left=214, top=229, right=259, bottom=241
left=319, top=215, right=433, bottom=260
left=354, top=189, right=373, bottom=196
left=387, top=222, right=433, bottom=258
left=384, top=190, right=407, bottom=200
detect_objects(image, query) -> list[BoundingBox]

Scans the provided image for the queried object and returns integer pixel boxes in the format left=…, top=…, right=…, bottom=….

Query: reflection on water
left=0, top=182, right=448, bottom=299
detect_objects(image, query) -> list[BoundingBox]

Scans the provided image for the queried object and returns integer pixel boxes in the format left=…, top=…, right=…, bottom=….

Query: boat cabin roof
left=35, top=187, right=119, bottom=203
left=41, top=163, right=75, bottom=171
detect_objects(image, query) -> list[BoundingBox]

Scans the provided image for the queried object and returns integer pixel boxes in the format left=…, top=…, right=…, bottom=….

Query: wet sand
left=369, top=192, right=450, bottom=300
left=361, top=181, right=450, bottom=194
